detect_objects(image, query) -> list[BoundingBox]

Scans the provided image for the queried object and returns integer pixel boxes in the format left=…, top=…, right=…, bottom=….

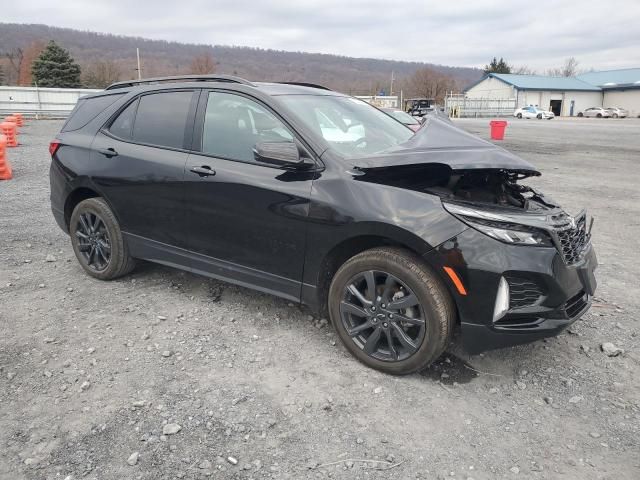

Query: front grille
left=507, top=276, right=543, bottom=309
left=554, top=215, right=589, bottom=265
left=564, top=290, right=588, bottom=318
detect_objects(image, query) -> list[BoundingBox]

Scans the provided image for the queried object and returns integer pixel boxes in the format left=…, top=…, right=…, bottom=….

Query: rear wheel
left=597, top=113, right=602, bottom=118
left=577, top=112, right=584, bottom=117
left=517, top=113, right=522, bottom=119
left=70, top=198, right=135, bottom=280
left=537, top=113, right=543, bottom=119
left=612, top=113, right=618, bottom=118
left=328, top=248, right=455, bottom=375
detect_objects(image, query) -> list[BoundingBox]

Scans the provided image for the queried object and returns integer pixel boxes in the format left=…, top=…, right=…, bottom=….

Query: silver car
left=606, top=107, right=628, bottom=118
left=577, top=107, right=611, bottom=118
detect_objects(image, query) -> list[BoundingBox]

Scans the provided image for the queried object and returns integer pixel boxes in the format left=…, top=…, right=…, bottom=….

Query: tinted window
left=202, top=92, right=294, bottom=162
left=62, top=93, right=124, bottom=132
left=109, top=99, right=138, bottom=140
left=132, top=91, right=194, bottom=149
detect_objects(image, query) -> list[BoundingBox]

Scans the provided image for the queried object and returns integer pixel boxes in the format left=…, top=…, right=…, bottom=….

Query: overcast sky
left=6, top=0, right=640, bottom=71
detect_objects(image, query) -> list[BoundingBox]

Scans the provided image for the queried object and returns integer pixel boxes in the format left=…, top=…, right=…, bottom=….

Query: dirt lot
left=1, top=117, right=638, bottom=480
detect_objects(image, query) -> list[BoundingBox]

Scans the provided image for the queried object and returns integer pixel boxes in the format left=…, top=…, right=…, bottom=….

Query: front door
left=184, top=90, right=315, bottom=300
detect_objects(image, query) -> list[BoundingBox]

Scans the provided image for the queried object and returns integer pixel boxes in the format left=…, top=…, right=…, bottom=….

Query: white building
left=577, top=69, right=640, bottom=117
left=464, top=68, right=640, bottom=117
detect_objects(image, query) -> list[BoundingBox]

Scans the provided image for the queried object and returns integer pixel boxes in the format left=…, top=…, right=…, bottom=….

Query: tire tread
left=329, top=247, right=455, bottom=374
left=70, top=198, right=135, bottom=280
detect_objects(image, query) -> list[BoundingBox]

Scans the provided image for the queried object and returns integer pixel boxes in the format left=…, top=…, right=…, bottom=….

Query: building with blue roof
left=463, top=69, right=640, bottom=117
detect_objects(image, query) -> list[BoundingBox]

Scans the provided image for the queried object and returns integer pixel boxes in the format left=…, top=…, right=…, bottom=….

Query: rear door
left=90, top=89, right=198, bottom=250
left=183, top=89, right=315, bottom=300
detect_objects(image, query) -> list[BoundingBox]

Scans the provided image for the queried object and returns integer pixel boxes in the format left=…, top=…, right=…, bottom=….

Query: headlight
left=443, top=202, right=553, bottom=247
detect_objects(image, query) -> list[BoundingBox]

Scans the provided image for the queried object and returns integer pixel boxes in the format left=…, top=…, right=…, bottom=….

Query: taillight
left=49, top=141, right=61, bottom=157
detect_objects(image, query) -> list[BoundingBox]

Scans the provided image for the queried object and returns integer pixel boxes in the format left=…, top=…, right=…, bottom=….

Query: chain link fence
left=445, top=94, right=516, bottom=118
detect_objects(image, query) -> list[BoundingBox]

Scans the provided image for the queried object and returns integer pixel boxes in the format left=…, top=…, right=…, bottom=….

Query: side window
left=202, top=92, right=294, bottom=163
left=132, top=91, right=194, bottom=149
left=62, top=93, right=125, bottom=132
left=109, top=99, right=138, bottom=140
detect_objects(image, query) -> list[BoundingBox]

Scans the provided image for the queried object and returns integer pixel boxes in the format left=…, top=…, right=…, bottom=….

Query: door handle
left=97, top=147, right=118, bottom=158
left=190, top=165, right=216, bottom=177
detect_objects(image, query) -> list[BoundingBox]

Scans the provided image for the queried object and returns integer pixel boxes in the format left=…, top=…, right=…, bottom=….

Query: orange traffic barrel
left=5, top=115, right=18, bottom=125
left=0, top=134, right=12, bottom=180
left=0, top=122, right=18, bottom=147
left=489, top=120, right=507, bottom=140
left=12, top=113, right=24, bottom=127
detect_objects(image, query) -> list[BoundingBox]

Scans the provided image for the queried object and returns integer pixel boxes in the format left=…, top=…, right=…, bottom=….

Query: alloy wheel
left=339, top=270, right=426, bottom=362
left=75, top=212, right=111, bottom=271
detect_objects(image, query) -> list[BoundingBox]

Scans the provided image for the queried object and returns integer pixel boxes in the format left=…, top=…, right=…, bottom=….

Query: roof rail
left=105, top=74, right=254, bottom=90
left=277, top=82, right=332, bottom=91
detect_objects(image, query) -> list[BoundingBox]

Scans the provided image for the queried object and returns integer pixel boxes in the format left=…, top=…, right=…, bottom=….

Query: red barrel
left=489, top=120, right=507, bottom=140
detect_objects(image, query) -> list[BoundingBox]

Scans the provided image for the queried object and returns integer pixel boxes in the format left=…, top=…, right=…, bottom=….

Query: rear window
left=131, top=91, right=194, bottom=149
left=62, top=93, right=124, bottom=132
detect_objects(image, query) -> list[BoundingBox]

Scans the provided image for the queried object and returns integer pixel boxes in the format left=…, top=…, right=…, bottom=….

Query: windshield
left=389, top=110, right=420, bottom=125
left=278, top=95, right=413, bottom=158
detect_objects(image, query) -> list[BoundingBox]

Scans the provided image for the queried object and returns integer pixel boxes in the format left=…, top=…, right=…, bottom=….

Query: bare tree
left=189, top=53, right=216, bottom=74
left=19, top=41, right=46, bottom=85
left=83, top=60, right=122, bottom=88
left=3, top=48, right=23, bottom=85
left=407, top=68, right=457, bottom=104
left=547, top=57, right=579, bottom=77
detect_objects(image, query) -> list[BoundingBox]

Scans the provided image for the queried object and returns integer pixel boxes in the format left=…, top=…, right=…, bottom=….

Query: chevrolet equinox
left=49, top=75, right=597, bottom=375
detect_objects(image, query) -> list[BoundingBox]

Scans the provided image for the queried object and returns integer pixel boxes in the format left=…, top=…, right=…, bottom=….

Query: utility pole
left=390, top=70, right=395, bottom=97
left=136, top=48, right=142, bottom=79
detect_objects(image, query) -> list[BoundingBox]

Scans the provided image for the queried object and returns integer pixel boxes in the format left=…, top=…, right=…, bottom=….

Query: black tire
left=537, top=113, right=543, bottom=119
left=328, top=247, right=455, bottom=375
left=596, top=113, right=602, bottom=118
left=612, top=113, right=618, bottom=118
left=517, top=113, right=522, bottom=119
left=577, top=112, right=584, bottom=117
left=70, top=198, right=135, bottom=280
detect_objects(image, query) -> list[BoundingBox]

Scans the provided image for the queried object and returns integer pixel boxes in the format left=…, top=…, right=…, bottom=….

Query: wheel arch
left=64, top=187, right=101, bottom=229
left=311, top=231, right=430, bottom=319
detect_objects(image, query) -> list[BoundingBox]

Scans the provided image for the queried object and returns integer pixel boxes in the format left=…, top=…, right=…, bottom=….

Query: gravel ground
left=0, top=118, right=638, bottom=480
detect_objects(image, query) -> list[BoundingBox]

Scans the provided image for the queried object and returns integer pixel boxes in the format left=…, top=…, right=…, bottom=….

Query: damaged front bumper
left=424, top=226, right=598, bottom=354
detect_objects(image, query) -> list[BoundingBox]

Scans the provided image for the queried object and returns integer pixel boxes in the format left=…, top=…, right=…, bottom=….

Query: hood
left=352, top=116, right=540, bottom=177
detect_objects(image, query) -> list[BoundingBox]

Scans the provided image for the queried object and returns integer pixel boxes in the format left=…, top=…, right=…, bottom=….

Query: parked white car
left=513, top=106, right=555, bottom=119
left=605, top=107, right=628, bottom=118
left=577, top=107, right=611, bottom=118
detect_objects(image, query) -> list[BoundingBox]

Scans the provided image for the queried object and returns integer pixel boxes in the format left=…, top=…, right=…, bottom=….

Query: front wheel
left=597, top=113, right=602, bottom=118
left=517, top=113, right=522, bottom=119
left=612, top=113, right=618, bottom=118
left=328, top=248, right=455, bottom=375
left=577, top=112, right=584, bottom=117
left=70, top=198, right=135, bottom=280
left=537, top=113, right=543, bottom=119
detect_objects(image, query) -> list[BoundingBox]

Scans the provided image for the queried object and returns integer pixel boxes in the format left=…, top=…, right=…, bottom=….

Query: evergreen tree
left=483, top=57, right=511, bottom=74
left=31, top=41, right=81, bottom=88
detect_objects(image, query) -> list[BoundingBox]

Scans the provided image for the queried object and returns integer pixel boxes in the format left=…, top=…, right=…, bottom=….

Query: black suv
left=49, top=75, right=597, bottom=375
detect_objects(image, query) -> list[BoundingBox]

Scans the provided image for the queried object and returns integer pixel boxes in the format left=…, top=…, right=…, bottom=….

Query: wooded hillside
left=0, top=23, right=482, bottom=95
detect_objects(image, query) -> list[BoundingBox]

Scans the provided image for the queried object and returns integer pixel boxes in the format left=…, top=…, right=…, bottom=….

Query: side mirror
left=253, top=141, right=301, bottom=167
